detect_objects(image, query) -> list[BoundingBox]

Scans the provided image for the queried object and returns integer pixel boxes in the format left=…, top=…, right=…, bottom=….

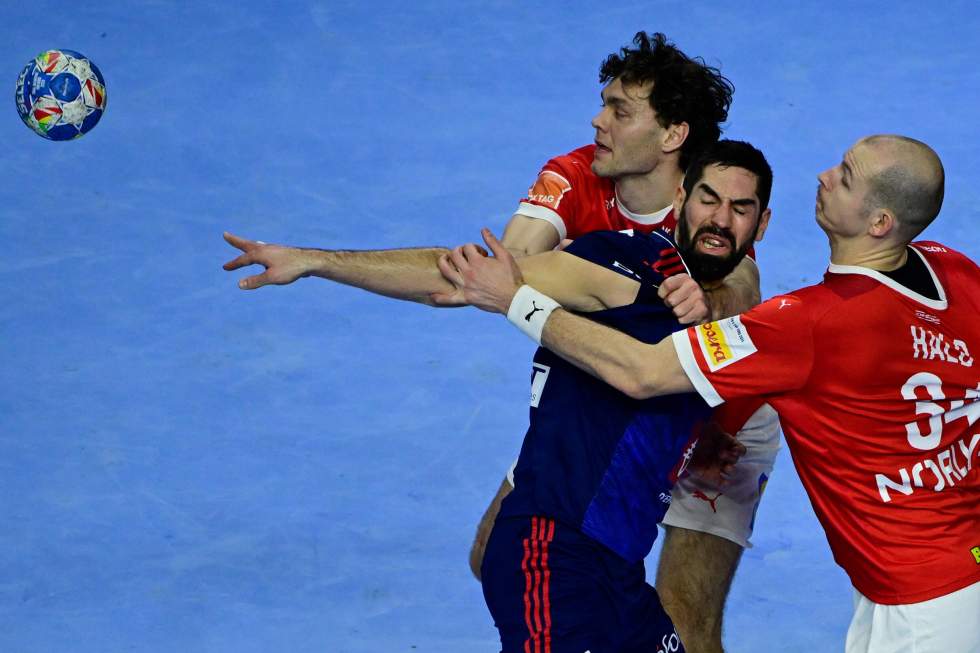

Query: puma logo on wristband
left=507, top=286, right=561, bottom=345
left=525, top=302, right=544, bottom=321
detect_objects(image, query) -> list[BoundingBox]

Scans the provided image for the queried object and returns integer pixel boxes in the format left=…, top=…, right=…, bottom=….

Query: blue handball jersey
left=499, top=229, right=712, bottom=563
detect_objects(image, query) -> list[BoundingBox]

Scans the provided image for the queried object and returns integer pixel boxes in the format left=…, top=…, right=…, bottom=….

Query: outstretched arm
left=440, top=229, right=694, bottom=400
left=502, top=249, right=640, bottom=313
left=222, top=232, right=466, bottom=306
left=224, top=231, right=640, bottom=313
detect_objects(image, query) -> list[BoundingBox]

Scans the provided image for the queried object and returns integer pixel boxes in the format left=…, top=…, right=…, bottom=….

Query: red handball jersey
left=516, top=145, right=677, bottom=240
left=672, top=242, right=980, bottom=605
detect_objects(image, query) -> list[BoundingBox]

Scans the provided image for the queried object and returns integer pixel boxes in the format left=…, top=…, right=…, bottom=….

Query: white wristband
left=506, top=285, right=561, bottom=344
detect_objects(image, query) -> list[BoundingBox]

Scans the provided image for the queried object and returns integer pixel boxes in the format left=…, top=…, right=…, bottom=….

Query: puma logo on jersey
left=692, top=490, right=723, bottom=513
left=772, top=296, right=800, bottom=311
left=525, top=302, right=544, bottom=321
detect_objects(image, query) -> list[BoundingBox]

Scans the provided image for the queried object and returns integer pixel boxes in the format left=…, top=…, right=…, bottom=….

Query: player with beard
left=475, top=35, right=775, bottom=653
left=223, top=140, right=775, bottom=652
left=443, top=135, right=979, bottom=653
left=224, top=29, right=776, bottom=651
left=676, top=205, right=760, bottom=284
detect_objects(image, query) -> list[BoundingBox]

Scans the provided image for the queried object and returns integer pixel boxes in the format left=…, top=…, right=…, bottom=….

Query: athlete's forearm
left=516, top=251, right=636, bottom=313
left=304, top=247, right=459, bottom=306
left=705, top=257, right=761, bottom=320
left=538, top=307, right=691, bottom=399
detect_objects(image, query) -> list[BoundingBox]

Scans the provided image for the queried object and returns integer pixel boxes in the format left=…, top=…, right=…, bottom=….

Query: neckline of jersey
left=826, top=246, right=948, bottom=310
left=613, top=191, right=673, bottom=225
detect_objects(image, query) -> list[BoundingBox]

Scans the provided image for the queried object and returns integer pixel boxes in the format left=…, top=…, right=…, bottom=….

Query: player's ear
left=755, top=208, right=772, bottom=242
left=672, top=184, right=686, bottom=217
left=868, top=208, right=897, bottom=239
left=662, top=122, right=689, bottom=155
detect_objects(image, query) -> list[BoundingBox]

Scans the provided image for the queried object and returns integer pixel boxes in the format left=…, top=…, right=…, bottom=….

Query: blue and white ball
left=15, top=49, right=107, bottom=141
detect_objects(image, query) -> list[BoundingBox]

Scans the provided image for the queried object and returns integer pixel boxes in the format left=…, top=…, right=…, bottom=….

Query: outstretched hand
left=222, top=232, right=310, bottom=290
left=436, top=228, right=524, bottom=314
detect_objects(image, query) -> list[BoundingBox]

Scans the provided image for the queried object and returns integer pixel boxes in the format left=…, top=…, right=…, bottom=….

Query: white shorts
left=505, top=403, right=781, bottom=549
left=661, top=403, right=781, bottom=548
left=845, top=580, right=980, bottom=653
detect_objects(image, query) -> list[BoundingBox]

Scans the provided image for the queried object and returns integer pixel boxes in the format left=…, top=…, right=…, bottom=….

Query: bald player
left=442, top=135, right=979, bottom=652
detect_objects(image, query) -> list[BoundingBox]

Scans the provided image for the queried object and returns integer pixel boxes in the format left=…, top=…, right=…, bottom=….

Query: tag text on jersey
left=527, top=171, right=572, bottom=211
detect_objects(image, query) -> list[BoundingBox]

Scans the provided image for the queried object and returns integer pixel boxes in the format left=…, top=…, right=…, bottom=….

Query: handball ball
left=15, top=49, right=107, bottom=140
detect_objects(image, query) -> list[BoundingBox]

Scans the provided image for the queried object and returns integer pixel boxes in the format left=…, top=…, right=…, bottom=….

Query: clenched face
left=676, top=164, right=771, bottom=281
left=590, top=78, right=669, bottom=179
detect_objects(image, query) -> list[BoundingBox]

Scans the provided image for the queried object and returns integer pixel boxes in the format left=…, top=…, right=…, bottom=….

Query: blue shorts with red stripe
left=482, top=516, right=684, bottom=653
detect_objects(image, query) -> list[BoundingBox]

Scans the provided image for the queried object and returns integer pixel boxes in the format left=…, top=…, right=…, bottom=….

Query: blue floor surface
left=2, top=2, right=979, bottom=651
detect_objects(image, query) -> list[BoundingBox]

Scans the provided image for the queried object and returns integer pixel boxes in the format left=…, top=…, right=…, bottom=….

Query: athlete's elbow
left=631, top=380, right=661, bottom=400
left=614, top=366, right=660, bottom=400
left=620, top=381, right=650, bottom=400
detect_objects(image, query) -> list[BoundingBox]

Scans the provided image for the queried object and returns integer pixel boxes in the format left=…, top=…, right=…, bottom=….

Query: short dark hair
left=683, top=139, right=773, bottom=211
left=862, top=136, right=945, bottom=239
left=599, top=32, right=734, bottom=170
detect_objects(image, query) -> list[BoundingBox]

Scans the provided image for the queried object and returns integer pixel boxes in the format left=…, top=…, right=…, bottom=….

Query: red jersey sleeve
left=516, top=147, right=597, bottom=241
left=670, top=294, right=815, bottom=406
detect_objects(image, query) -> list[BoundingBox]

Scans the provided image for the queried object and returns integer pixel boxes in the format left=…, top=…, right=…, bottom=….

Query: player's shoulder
left=564, top=229, right=677, bottom=283
left=565, top=228, right=675, bottom=259
left=540, top=144, right=597, bottom=176
left=559, top=144, right=597, bottom=165
left=911, top=240, right=962, bottom=257
left=744, top=285, right=830, bottom=327
left=912, top=240, right=979, bottom=272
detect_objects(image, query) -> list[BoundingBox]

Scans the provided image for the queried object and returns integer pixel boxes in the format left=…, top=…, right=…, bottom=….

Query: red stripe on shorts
left=541, top=518, right=555, bottom=653
left=522, top=522, right=534, bottom=653
left=522, top=517, right=555, bottom=653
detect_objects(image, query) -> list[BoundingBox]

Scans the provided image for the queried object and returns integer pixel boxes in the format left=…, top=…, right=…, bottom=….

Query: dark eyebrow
left=697, top=181, right=758, bottom=207
left=696, top=182, right=721, bottom=201
left=600, top=89, right=627, bottom=107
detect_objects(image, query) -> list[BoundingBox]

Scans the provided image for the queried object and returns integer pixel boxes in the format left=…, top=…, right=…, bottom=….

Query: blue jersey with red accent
left=499, top=229, right=711, bottom=563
